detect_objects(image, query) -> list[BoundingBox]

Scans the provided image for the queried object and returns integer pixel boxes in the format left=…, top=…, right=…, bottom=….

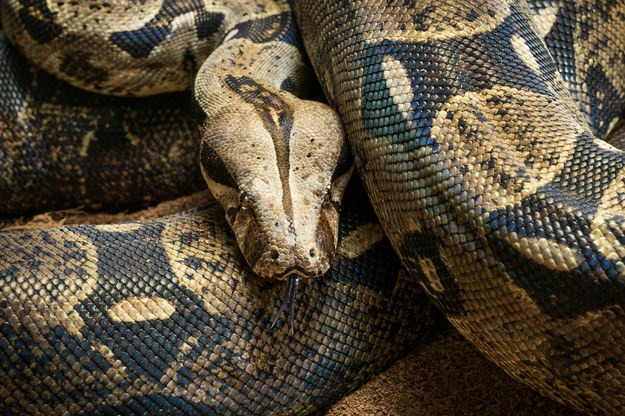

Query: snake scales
left=0, top=1, right=434, bottom=415
left=295, top=0, right=625, bottom=414
left=1, top=0, right=625, bottom=415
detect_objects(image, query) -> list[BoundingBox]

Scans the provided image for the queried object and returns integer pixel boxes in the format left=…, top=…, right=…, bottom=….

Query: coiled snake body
left=0, top=1, right=433, bottom=414
left=1, top=0, right=625, bottom=415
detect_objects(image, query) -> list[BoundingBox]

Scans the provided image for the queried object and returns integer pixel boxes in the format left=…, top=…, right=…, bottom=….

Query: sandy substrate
left=1, top=193, right=577, bottom=416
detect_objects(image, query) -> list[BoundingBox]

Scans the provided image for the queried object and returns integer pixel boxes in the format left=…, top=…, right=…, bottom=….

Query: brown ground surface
left=2, top=193, right=577, bottom=416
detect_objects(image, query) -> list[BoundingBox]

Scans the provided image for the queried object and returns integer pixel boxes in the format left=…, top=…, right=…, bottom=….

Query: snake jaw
left=270, top=274, right=301, bottom=334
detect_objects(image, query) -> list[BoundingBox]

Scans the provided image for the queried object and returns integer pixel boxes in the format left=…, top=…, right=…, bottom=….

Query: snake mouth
left=272, top=264, right=319, bottom=281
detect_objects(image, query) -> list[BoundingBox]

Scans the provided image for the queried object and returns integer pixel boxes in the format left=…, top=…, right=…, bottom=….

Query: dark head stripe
left=225, top=75, right=295, bottom=220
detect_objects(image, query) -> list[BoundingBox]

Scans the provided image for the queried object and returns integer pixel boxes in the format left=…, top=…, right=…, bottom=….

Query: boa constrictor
left=1, top=0, right=625, bottom=415
left=2, top=0, right=355, bottom=284
left=0, top=1, right=435, bottom=415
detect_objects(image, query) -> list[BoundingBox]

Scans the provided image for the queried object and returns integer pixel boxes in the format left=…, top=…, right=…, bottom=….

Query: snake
left=0, top=1, right=436, bottom=415
left=1, top=0, right=625, bottom=414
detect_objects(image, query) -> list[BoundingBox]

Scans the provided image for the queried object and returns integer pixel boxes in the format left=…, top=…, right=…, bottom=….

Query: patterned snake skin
left=2, top=0, right=625, bottom=414
left=0, top=21, right=205, bottom=214
left=0, top=182, right=435, bottom=415
left=294, top=0, right=625, bottom=414
left=0, top=2, right=436, bottom=415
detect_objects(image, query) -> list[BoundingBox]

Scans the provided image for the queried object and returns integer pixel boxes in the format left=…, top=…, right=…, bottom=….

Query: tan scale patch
left=510, top=34, right=541, bottom=74
left=431, top=85, right=582, bottom=211
left=381, top=56, right=414, bottom=118
left=123, top=121, right=141, bottom=146
left=594, top=136, right=620, bottom=152
left=94, top=223, right=144, bottom=233
left=338, top=223, right=386, bottom=259
left=108, top=296, right=177, bottom=322
left=45, top=0, right=164, bottom=29
left=419, top=256, right=444, bottom=294
left=606, top=117, right=621, bottom=137
left=79, top=131, right=96, bottom=157
left=15, top=94, right=31, bottom=126
left=356, top=0, right=511, bottom=44
left=509, top=235, right=584, bottom=272
left=531, top=5, right=560, bottom=38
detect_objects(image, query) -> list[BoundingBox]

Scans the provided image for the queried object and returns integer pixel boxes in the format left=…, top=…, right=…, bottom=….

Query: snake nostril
left=270, top=249, right=279, bottom=260
left=309, top=248, right=316, bottom=258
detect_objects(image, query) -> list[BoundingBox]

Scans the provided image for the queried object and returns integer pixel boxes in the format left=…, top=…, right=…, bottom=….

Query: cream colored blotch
left=381, top=55, right=414, bottom=119
left=108, top=296, right=177, bottom=322
left=531, top=5, right=559, bottom=38
left=511, top=34, right=541, bottom=74
left=338, top=223, right=386, bottom=259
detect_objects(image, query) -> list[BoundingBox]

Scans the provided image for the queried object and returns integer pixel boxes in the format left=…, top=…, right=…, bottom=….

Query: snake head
left=199, top=86, right=352, bottom=281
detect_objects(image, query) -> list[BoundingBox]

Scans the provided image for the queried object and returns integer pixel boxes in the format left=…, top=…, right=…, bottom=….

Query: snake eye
left=321, top=186, right=332, bottom=208
left=239, top=191, right=248, bottom=206
left=227, top=191, right=248, bottom=223
left=321, top=185, right=341, bottom=211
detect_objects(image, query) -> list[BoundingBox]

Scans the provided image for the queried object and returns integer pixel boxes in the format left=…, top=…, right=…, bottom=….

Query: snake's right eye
left=227, top=191, right=248, bottom=223
left=239, top=191, right=248, bottom=206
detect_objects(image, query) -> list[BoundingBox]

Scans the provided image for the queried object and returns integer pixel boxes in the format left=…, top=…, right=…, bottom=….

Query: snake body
left=0, top=182, right=434, bottom=415
left=2, top=0, right=625, bottom=414
left=0, top=27, right=204, bottom=213
left=294, top=0, right=625, bottom=414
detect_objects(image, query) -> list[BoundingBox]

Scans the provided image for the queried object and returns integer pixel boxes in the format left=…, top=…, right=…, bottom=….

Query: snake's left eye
left=227, top=191, right=248, bottom=223
left=321, top=186, right=337, bottom=210
left=239, top=191, right=248, bottom=206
